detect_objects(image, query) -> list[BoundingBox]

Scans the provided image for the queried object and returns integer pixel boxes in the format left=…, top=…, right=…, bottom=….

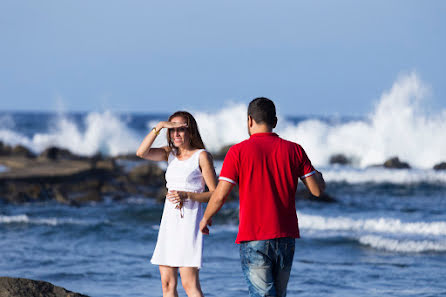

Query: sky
left=1, top=0, right=445, bottom=116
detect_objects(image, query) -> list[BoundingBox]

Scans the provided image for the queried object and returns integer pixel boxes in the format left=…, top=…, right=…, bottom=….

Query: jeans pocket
left=240, top=240, right=270, bottom=267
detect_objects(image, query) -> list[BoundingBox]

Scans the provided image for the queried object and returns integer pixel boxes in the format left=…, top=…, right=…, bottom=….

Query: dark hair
left=248, top=97, right=277, bottom=127
left=167, top=111, right=205, bottom=151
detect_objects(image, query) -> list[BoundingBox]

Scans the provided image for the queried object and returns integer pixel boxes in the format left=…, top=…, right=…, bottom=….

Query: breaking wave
left=0, top=214, right=93, bottom=226
left=0, top=73, right=445, bottom=169
left=299, top=212, right=446, bottom=253
left=359, top=235, right=446, bottom=253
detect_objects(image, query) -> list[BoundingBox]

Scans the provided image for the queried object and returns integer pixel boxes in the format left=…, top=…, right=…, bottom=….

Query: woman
left=136, top=111, right=217, bottom=297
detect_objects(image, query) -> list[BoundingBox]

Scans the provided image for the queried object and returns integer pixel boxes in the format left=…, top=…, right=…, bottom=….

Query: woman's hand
left=159, top=121, right=188, bottom=130
left=166, top=190, right=188, bottom=208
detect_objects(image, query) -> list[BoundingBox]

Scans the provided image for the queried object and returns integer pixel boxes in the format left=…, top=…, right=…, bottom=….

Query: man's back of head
left=248, top=97, right=278, bottom=128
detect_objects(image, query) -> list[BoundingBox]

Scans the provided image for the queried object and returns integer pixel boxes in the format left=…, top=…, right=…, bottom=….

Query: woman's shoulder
left=198, top=149, right=213, bottom=164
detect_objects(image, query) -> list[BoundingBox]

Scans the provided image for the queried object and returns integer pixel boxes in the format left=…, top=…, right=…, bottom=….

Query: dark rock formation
left=329, top=154, right=351, bottom=165
left=0, top=141, right=12, bottom=156
left=433, top=162, right=446, bottom=170
left=0, top=144, right=337, bottom=206
left=0, top=277, right=89, bottom=297
left=38, top=147, right=80, bottom=161
left=11, top=145, right=35, bottom=158
left=0, top=144, right=168, bottom=204
left=128, top=162, right=165, bottom=186
left=113, top=153, right=141, bottom=161
left=383, top=157, right=411, bottom=169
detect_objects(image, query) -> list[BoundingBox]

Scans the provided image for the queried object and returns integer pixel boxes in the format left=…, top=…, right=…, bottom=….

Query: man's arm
left=301, top=170, right=325, bottom=197
left=199, top=180, right=234, bottom=235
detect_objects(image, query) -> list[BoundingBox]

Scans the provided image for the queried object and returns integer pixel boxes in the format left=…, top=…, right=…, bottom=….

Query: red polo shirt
left=219, top=133, right=315, bottom=243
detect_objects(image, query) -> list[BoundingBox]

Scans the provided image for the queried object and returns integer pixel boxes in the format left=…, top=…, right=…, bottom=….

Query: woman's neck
left=176, top=145, right=194, bottom=156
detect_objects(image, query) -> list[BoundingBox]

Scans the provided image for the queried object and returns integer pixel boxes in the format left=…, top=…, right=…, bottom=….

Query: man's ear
left=248, top=115, right=253, bottom=127
left=272, top=116, right=277, bottom=128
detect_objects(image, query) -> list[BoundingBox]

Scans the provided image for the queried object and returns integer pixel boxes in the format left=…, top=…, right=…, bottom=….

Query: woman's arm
left=136, top=121, right=185, bottom=161
left=166, top=151, right=217, bottom=203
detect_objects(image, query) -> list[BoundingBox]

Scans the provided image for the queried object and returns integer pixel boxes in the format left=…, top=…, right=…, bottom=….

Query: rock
left=329, top=154, right=351, bottom=165
left=0, top=277, right=89, bottom=297
left=114, top=153, right=142, bottom=161
left=128, top=162, right=165, bottom=186
left=433, top=162, right=446, bottom=170
left=11, top=145, right=35, bottom=158
left=0, top=141, right=12, bottom=156
left=383, top=157, right=411, bottom=169
left=0, top=182, right=49, bottom=204
left=38, top=147, right=79, bottom=161
left=73, top=190, right=103, bottom=204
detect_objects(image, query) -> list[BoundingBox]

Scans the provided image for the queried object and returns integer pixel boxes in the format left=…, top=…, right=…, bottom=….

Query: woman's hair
left=167, top=111, right=205, bottom=151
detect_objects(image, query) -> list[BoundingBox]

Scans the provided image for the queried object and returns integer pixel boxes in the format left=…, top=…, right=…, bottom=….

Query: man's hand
left=199, top=217, right=212, bottom=235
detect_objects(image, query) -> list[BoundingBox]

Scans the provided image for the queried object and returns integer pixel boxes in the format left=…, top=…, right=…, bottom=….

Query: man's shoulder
left=230, top=139, right=250, bottom=150
left=277, top=136, right=301, bottom=148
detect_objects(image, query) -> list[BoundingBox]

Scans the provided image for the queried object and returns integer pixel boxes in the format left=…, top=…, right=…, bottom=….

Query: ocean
left=1, top=80, right=446, bottom=296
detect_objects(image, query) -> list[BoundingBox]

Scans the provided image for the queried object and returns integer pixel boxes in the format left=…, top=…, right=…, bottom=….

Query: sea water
left=1, top=74, right=446, bottom=296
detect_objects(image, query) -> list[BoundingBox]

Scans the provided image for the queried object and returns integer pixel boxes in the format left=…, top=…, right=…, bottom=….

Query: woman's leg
left=159, top=265, right=179, bottom=297
left=179, top=267, right=204, bottom=297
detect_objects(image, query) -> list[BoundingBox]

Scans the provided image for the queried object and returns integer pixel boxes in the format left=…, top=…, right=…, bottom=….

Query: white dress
left=150, top=149, right=206, bottom=268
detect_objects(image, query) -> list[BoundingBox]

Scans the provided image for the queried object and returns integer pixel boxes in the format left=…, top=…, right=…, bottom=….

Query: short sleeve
left=297, top=144, right=316, bottom=179
left=219, top=146, right=239, bottom=185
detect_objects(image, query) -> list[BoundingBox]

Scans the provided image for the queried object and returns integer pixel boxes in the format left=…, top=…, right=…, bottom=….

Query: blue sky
left=1, top=1, right=445, bottom=116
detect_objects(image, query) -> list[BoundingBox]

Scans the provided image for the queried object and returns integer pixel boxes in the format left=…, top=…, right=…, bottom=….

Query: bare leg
left=159, top=265, right=179, bottom=297
left=179, top=267, right=204, bottom=297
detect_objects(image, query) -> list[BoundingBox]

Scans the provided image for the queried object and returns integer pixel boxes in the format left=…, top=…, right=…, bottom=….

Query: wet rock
left=0, top=277, right=89, bottom=297
left=38, top=147, right=80, bottom=161
left=128, top=162, right=165, bottom=186
left=0, top=141, right=12, bottom=156
left=433, top=162, right=446, bottom=170
left=114, top=153, right=142, bottom=161
left=11, top=145, right=35, bottom=158
left=0, top=182, right=49, bottom=204
left=383, top=157, right=411, bottom=169
left=73, top=190, right=103, bottom=204
left=329, top=154, right=351, bottom=165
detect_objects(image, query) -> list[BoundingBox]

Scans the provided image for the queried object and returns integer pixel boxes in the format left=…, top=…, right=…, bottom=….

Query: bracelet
left=152, top=127, right=160, bottom=136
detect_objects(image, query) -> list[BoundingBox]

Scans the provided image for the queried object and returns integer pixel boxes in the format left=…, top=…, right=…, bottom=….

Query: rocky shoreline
left=0, top=277, right=89, bottom=297
left=2, top=143, right=443, bottom=205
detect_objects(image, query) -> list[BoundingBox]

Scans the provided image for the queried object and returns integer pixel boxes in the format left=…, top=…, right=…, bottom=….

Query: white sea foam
left=278, top=72, right=446, bottom=168
left=0, top=111, right=141, bottom=156
left=0, top=214, right=89, bottom=226
left=164, top=73, right=446, bottom=169
left=321, top=167, right=446, bottom=184
left=298, top=213, right=446, bottom=236
left=359, top=235, right=446, bottom=253
left=193, top=103, right=250, bottom=153
left=32, top=111, right=141, bottom=156
left=299, top=213, right=446, bottom=252
left=1, top=73, right=445, bottom=168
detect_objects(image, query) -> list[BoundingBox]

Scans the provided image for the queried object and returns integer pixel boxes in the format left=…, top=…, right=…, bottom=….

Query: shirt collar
left=250, top=132, right=278, bottom=138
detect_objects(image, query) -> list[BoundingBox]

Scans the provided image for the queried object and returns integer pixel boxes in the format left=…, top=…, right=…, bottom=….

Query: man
left=199, top=97, right=325, bottom=297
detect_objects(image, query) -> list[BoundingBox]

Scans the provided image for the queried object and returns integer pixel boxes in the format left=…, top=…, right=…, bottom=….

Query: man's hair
left=248, top=97, right=277, bottom=127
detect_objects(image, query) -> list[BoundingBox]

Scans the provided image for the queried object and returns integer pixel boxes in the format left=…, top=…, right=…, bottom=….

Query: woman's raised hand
left=159, top=121, right=188, bottom=130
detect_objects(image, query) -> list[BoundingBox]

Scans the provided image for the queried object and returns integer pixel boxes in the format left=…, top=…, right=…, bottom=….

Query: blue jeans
left=240, top=237, right=295, bottom=297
